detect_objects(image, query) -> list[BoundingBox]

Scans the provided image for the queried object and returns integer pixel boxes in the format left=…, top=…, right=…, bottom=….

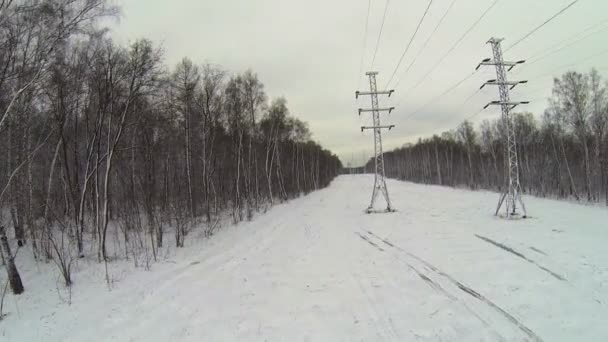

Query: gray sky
left=108, top=0, right=608, bottom=166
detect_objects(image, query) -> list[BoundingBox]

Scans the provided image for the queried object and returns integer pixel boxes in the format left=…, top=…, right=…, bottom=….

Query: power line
left=526, top=18, right=608, bottom=62
left=357, top=0, right=372, bottom=89
left=509, top=19, right=608, bottom=82
left=392, top=0, right=458, bottom=90
left=510, top=48, right=608, bottom=87
left=512, top=82, right=549, bottom=96
left=401, top=70, right=493, bottom=132
left=457, top=79, right=499, bottom=122
left=385, top=0, right=434, bottom=88
left=466, top=106, right=488, bottom=121
left=401, top=65, right=494, bottom=120
left=457, top=88, right=482, bottom=111
left=524, top=22, right=608, bottom=67
left=370, top=0, right=390, bottom=69
left=398, top=86, right=489, bottom=143
left=455, top=69, right=496, bottom=107
left=402, top=0, right=499, bottom=97
left=528, top=46, right=608, bottom=79
left=402, top=70, right=478, bottom=118
left=504, top=0, right=580, bottom=53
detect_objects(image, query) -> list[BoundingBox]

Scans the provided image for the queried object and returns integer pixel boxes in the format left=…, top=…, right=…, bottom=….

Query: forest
left=373, top=69, right=608, bottom=206
left=0, top=0, right=341, bottom=294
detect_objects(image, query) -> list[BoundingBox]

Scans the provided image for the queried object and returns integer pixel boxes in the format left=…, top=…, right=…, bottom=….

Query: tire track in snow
left=355, top=232, right=384, bottom=252
left=142, top=216, right=297, bottom=328
left=529, top=246, right=548, bottom=256
left=356, top=231, right=506, bottom=341
left=403, top=261, right=506, bottom=341
left=364, top=230, right=543, bottom=342
left=475, top=234, right=566, bottom=281
left=411, top=267, right=457, bottom=301
left=351, top=272, right=401, bottom=340
left=355, top=231, right=456, bottom=300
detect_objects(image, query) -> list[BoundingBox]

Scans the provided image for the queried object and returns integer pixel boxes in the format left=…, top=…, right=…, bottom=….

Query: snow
left=2, top=175, right=608, bottom=341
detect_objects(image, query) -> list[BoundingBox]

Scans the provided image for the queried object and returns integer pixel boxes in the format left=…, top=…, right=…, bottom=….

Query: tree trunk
left=582, top=140, right=592, bottom=201
left=185, top=115, right=195, bottom=219
left=233, top=130, right=243, bottom=222
left=265, top=131, right=274, bottom=204
left=466, top=148, right=474, bottom=189
left=42, top=139, right=63, bottom=260
left=560, top=138, right=579, bottom=200
left=0, top=226, right=24, bottom=295
left=434, top=142, right=442, bottom=185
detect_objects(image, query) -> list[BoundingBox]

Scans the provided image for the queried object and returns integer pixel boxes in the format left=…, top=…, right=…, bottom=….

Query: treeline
left=0, top=0, right=341, bottom=293
left=373, top=69, right=608, bottom=205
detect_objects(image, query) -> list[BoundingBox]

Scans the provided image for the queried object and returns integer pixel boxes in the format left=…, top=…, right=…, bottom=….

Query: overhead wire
left=406, top=2, right=608, bottom=148
left=502, top=18, right=608, bottom=116
left=457, top=88, right=482, bottom=111
left=401, top=0, right=499, bottom=97
left=378, top=0, right=594, bottom=143
left=357, top=0, right=372, bottom=89
left=453, top=73, right=508, bottom=124
left=410, top=1, right=591, bottom=128
left=402, top=70, right=478, bottom=119
left=527, top=47, right=608, bottom=79
left=384, top=0, right=434, bottom=88
left=394, top=0, right=501, bottom=122
left=504, top=0, right=580, bottom=53
left=469, top=29, right=608, bottom=125
left=521, top=22, right=608, bottom=69
left=466, top=107, right=488, bottom=121
left=526, top=18, right=608, bottom=62
left=392, top=0, right=458, bottom=91
left=467, top=48, right=608, bottom=125
left=370, top=0, right=390, bottom=69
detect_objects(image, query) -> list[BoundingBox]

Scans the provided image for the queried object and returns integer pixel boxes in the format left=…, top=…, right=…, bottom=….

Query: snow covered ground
left=2, top=175, right=608, bottom=341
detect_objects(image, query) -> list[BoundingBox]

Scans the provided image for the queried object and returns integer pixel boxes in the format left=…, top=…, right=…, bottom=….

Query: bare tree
left=457, top=120, right=476, bottom=189
left=0, top=226, right=23, bottom=294
left=0, top=3, right=343, bottom=292
left=589, top=69, right=607, bottom=202
left=98, top=39, right=162, bottom=261
left=553, top=71, right=593, bottom=200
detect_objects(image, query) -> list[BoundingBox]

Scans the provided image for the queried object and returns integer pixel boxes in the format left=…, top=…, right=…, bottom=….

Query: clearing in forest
left=2, top=175, right=608, bottom=341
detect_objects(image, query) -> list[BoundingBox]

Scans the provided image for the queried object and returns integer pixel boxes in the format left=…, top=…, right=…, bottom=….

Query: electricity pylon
left=477, top=37, right=529, bottom=219
left=355, top=71, right=395, bottom=213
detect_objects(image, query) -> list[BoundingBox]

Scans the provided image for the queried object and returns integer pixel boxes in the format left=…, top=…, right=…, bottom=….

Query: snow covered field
left=2, top=175, right=608, bottom=341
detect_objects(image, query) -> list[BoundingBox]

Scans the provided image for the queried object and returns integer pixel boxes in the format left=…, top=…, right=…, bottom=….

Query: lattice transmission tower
left=477, top=38, right=529, bottom=218
left=355, top=72, right=395, bottom=213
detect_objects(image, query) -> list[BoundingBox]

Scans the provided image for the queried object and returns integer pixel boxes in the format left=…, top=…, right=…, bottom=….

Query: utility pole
left=356, top=71, right=395, bottom=213
left=477, top=37, right=529, bottom=218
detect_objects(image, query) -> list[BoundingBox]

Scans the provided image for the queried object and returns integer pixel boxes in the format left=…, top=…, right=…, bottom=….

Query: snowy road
left=4, top=175, right=608, bottom=341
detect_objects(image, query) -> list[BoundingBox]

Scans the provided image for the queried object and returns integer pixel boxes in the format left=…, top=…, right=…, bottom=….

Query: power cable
left=357, top=0, right=372, bottom=89
left=528, top=47, right=608, bottom=79
left=385, top=0, right=434, bottom=88
left=402, top=0, right=499, bottom=97
left=392, top=0, right=458, bottom=90
left=523, top=22, right=608, bottom=68
left=402, top=70, right=478, bottom=118
left=504, top=0, right=580, bottom=52
left=370, top=0, right=390, bottom=69
left=527, top=18, right=608, bottom=62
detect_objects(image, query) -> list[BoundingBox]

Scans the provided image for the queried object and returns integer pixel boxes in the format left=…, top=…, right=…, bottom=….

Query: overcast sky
left=108, top=0, right=608, bottom=166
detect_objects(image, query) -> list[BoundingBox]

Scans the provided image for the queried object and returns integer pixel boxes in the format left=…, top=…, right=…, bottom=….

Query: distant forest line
left=365, top=69, right=608, bottom=206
